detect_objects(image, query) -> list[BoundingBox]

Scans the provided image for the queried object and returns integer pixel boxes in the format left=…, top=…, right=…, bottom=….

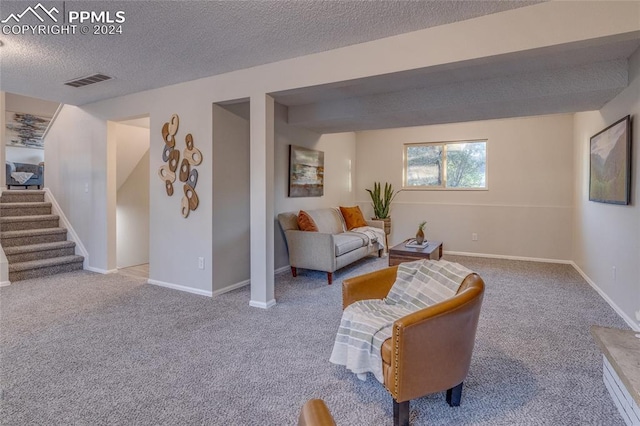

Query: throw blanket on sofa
left=11, top=172, right=34, bottom=185
left=329, top=259, right=473, bottom=382
left=350, top=226, right=386, bottom=251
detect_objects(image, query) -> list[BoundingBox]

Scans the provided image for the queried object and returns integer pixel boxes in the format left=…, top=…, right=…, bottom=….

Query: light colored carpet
left=0, top=255, right=627, bottom=425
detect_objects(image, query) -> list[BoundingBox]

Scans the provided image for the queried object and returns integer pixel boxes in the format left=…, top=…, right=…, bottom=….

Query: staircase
left=0, top=190, right=84, bottom=281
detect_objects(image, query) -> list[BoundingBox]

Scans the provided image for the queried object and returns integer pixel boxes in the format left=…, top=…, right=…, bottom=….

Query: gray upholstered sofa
left=277, top=208, right=384, bottom=284
left=6, top=162, right=44, bottom=189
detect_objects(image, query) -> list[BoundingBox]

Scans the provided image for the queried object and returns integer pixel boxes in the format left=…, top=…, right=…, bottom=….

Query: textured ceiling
left=2, top=1, right=638, bottom=133
left=277, top=36, right=640, bottom=132
left=0, top=0, right=540, bottom=105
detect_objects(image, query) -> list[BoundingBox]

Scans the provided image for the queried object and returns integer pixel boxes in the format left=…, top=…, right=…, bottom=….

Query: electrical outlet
left=472, top=233, right=478, bottom=241
left=198, top=257, right=204, bottom=270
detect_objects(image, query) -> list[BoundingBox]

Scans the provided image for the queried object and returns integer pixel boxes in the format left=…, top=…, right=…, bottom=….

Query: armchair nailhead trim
left=393, top=324, right=400, bottom=398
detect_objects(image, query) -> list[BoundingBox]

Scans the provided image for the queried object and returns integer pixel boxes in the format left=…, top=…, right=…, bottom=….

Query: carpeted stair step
left=0, top=202, right=52, bottom=217
left=0, top=227, right=68, bottom=247
left=9, top=255, right=84, bottom=282
left=4, top=241, right=76, bottom=263
left=0, top=190, right=45, bottom=203
left=0, top=214, right=59, bottom=232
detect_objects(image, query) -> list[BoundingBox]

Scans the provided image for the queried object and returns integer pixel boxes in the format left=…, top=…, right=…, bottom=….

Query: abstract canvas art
left=5, top=111, right=51, bottom=149
left=289, top=145, right=324, bottom=197
left=589, top=115, right=631, bottom=205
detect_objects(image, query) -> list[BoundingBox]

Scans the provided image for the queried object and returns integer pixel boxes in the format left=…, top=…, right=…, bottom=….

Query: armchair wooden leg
left=327, top=272, right=333, bottom=285
left=393, top=399, right=409, bottom=426
left=446, top=382, right=463, bottom=407
left=378, top=248, right=383, bottom=257
left=291, top=267, right=297, bottom=277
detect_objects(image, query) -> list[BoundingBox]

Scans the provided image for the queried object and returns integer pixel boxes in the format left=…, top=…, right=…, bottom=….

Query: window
left=404, top=140, right=487, bottom=189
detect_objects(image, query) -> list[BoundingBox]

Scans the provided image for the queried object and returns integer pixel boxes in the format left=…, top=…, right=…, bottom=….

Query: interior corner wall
left=117, top=149, right=150, bottom=268
left=573, top=48, right=640, bottom=327
left=44, top=1, right=636, bottom=297
left=212, top=103, right=251, bottom=292
left=5, top=93, right=57, bottom=165
left=5, top=147, right=44, bottom=165
left=115, top=123, right=151, bottom=190
left=44, top=105, right=110, bottom=270
left=355, top=114, right=575, bottom=260
left=1, top=91, right=5, bottom=188
left=273, top=103, right=357, bottom=270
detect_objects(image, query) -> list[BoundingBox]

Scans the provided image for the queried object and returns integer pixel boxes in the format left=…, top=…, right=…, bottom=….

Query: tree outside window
left=404, top=140, right=487, bottom=189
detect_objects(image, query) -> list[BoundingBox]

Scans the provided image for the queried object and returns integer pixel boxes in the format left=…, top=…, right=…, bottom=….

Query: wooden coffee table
left=388, top=240, right=443, bottom=266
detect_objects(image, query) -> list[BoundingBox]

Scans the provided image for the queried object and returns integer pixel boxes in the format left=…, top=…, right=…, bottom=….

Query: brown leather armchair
left=298, top=399, right=336, bottom=426
left=342, top=265, right=485, bottom=426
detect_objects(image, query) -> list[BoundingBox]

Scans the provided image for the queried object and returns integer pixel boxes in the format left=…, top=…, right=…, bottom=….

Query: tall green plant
left=366, top=182, right=397, bottom=219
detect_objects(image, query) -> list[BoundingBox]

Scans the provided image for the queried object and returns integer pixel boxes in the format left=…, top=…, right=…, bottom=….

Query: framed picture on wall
left=589, top=115, right=632, bottom=205
left=5, top=111, right=51, bottom=149
left=288, top=145, right=324, bottom=197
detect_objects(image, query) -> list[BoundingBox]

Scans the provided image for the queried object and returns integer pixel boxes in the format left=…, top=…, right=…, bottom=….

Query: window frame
left=402, top=139, right=488, bottom=191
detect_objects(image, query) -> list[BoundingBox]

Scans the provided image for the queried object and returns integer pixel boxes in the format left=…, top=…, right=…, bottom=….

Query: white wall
left=0, top=91, right=7, bottom=285
left=212, top=102, right=357, bottom=292
left=212, top=104, right=251, bottom=292
left=274, top=103, right=357, bottom=269
left=5, top=147, right=44, bottom=165
left=5, top=93, right=58, bottom=165
left=41, top=2, right=638, bottom=298
left=355, top=114, right=575, bottom=260
left=117, top=150, right=150, bottom=268
left=115, top=123, right=150, bottom=190
left=1, top=91, right=5, bottom=188
left=573, top=48, right=640, bottom=328
left=5, top=93, right=58, bottom=117
left=45, top=105, right=110, bottom=271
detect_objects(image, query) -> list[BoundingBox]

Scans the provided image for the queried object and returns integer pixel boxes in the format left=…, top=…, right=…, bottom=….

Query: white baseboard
left=147, top=278, right=213, bottom=297
left=570, top=262, right=639, bottom=332
left=446, top=251, right=637, bottom=331
left=212, top=279, right=250, bottom=297
left=275, top=265, right=290, bottom=275
left=249, top=299, right=277, bottom=309
left=85, top=267, right=117, bottom=274
left=0, top=280, right=11, bottom=287
left=445, top=250, right=573, bottom=265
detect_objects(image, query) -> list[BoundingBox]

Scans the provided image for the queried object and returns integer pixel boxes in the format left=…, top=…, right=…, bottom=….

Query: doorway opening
left=112, top=116, right=150, bottom=278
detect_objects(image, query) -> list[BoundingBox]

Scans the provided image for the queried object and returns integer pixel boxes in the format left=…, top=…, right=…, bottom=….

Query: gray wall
left=212, top=103, right=251, bottom=291
left=117, top=150, right=150, bottom=268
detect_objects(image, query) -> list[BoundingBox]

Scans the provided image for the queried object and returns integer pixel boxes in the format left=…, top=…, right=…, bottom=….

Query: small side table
left=388, top=240, right=443, bottom=267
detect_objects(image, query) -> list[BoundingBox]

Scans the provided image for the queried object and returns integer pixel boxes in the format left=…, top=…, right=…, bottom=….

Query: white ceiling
left=276, top=36, right=640, bottom=132
left=1, top=1, right=638, bottom=133
left=0, top=0, right=540, bottom=106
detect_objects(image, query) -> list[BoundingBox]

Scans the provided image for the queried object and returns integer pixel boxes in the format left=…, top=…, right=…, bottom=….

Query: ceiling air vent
left=64, top=73, right=112, bottom=88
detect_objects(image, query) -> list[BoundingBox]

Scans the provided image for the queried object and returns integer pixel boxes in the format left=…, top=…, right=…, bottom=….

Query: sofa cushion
left=297, top=210, right=318, bottom=232
left=307, top=208, right=345, bottom=234
left=334, top=233, right=367, bottom=256
left=340, top=206, right=367, bottom=230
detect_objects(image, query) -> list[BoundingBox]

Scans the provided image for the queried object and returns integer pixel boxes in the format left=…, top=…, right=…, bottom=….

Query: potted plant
left=366, top=182, right=397, bottom=237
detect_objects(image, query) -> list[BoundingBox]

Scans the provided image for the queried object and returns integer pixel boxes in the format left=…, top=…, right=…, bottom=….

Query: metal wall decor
left=158, top=114, right=202, bottom=218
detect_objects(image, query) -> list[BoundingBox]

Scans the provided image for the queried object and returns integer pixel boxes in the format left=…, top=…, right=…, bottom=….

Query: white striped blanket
left=350, top=226, right=386, bottom=251
left=329, top=259, right=473, bottom=382
left=11, top=172, right=34, bottom=184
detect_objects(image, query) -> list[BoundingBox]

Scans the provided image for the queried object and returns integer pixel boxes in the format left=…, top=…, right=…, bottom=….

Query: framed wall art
left=288, top=145, right=324, bottom=197
left=589, top=115, right=632, bottom=205
left=5, top=111, right=51, bottom=149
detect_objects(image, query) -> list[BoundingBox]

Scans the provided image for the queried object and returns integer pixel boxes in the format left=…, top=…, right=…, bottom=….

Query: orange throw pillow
left=297, top=210, right=318, bottom=232
left=340, top=206, right=367, bottom=230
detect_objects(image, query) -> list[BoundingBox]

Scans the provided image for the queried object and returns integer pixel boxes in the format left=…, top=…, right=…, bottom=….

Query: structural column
left=249, top=94, right=276, bottom=308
